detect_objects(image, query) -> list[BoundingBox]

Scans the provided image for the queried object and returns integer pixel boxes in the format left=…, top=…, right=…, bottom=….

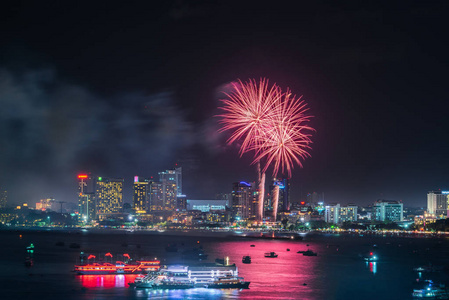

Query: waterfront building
left=149, top=181, right=164, bottom=211
left=158, top=167, right=182, bottom=196
left=324, top=203, right=340, bottom=224
left=427, top=191, right=449, bottom=219
left=340, top=204, right=358, bottom=223
left=133, top=176, right=151, bottom=213
left=271, top=178, right=290, bottom=212
left=35, top=198, right=56, bottom=211
left=414, top=212, right=437, bottom=227
left=78, top=174, right=96, bottom=222
left=187, top=199, right=229, bottom=212
left=231, top=181, right=256, bottom=220
left=373, top=200, right=403, bottom=222
left=176, top=194, right=187, bottom=210
left=95, top=177, right=124, bottom=215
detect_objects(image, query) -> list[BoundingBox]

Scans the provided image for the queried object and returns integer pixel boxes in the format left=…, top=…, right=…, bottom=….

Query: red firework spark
left=218, top=78, right=283, bottom=156
left=252, top=88, right=314, bottom=177
left=219, top=79, right=314, bottom=177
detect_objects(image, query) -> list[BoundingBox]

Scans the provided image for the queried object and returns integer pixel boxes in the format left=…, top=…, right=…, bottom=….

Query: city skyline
left=1, top=1, right=448, bottom=207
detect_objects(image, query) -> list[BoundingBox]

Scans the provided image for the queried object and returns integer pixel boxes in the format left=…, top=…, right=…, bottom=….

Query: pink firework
left=218, top=78, right=283, bottom=156
left=252, top=89, right=314, bottom=177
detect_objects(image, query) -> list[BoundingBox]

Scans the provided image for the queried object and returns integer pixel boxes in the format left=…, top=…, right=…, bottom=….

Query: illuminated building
left=324, top=203, right=340, bottom=224
left=414, top=212, right=437, bottom=227
left=149, top=181, right=164, bottom=211
left=133, top=176, right=151, bottom=213
left=78, top=174, right=96, bottom=222
left=373, top=200, right=403, bottom=222
left=427, top=191, right=449, bottom=219
left=35, top=198, right=55, bottom=211
left=0, top=187, right=7, bottom=209
left=270, top=178, right=290, bottom=212
left=231, top=181, right=256, bottom=220
left=176, top=194, right=187, bottom=210
left=158, top=167, right=182, bottom=196
left=95, top=177, right=124, bottom=215
left=187, top=199, right=228, bottom=212
left=339, top=204, right=358, bottom=223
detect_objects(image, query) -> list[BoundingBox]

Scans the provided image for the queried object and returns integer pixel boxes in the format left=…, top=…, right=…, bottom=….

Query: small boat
left=286, top=248, right=290, bottom=251
left=264, top=252, right=278, bottom=258
left=412, top=279, right=448, bottom=298
left=206, top=276, right=250, bottom=289
left=250, top=245, right=255, bottom=247
left=413, top=264, right=444, bottom=273
left=303, top=250, right=317, bottom=256
left=362, top=252, right=377, bottom=261
left=242, top=256, right=251, bottom=264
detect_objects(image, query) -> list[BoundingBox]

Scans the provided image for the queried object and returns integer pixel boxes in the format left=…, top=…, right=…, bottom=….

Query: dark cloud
left=0, top=68, right=194, bottom=204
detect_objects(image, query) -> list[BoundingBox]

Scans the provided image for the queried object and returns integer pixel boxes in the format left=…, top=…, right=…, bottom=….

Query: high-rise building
left=273, top=178, right=290, bottom=212
left=159, top=167, right=182, bottom=195
left=176, top=195, right=187, bottom=210
left=95, top=177, right=124, bottom=214
left=133, top=176, right=151, bottom=213
left=149, top=182, right=164, bottom=211
left=324, top=203, right=340, bottom=224
left=78, top=174, right=96, bottom=222
left=231, top=181, right=256, bottom=220
left=0, top=187, right=7, bottom=209
left=373, top=200, right=403, bottom=222
left=427, top=191, right=449, bottom=218
left=340, top=204, right=358, bottom=223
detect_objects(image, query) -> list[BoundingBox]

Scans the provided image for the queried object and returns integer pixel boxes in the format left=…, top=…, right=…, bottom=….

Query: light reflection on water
left=78, top=274, right=139, bottom=288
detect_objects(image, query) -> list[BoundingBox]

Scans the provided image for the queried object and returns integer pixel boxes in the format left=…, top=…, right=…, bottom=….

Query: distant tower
left=78, top=174, right=95, bottom=222
left=149, top=181, right=164, bottom=211
left=158, top=169, right=178, bottom=210
left=95, top=177, right=124, bottom=215
left=133, top=176, right=151, bottom=213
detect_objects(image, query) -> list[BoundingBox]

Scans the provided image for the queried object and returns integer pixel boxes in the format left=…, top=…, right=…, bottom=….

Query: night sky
left=1, top=1, right=448, bottom=207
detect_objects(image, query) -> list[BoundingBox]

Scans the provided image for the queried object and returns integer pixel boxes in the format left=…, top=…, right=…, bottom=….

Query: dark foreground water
left=1, top=229, right=449, bottom=300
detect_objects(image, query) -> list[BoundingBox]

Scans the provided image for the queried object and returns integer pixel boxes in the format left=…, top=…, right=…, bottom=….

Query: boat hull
left=207, top=282, right=250, bottom=289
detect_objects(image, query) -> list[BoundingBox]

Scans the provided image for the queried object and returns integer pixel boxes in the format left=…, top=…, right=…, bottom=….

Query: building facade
left=324, top=203, right=340, bottom=224
left=231, top=181, right=256, bottom=220
left=78, top=174, right=96, bottom=222
left=95, top=177, right=124, bottom=215
left=373, top=200, right=403, bottom=222
left=427, top=191, right=449, bottom=219
left=340, top=204, right=358, bottom=223
left=133, top=176, right=151, bottom=213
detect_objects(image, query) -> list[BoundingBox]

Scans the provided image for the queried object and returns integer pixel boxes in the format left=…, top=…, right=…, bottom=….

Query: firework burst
left=251, top=89, right=314, bottom=177
left=218, top=78, right=283, bottom=156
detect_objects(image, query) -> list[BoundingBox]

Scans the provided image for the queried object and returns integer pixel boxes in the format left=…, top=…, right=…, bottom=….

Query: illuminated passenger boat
left=206, top=276, right=250, bottom=289
left=74, top=254, right=160, bottom=274
left=412, top=280, right=448, bottom=298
